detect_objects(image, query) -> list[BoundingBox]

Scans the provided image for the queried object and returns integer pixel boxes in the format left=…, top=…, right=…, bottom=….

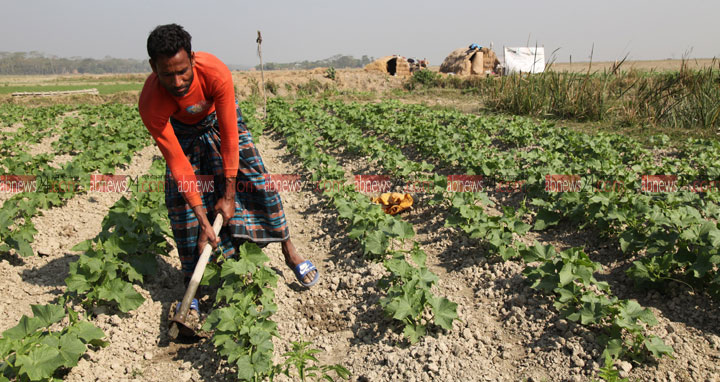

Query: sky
left=1, top=0, right=718, bottom=68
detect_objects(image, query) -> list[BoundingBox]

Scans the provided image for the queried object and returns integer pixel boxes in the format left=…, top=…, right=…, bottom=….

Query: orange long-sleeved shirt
left=138, top=52, right=239, bottom=207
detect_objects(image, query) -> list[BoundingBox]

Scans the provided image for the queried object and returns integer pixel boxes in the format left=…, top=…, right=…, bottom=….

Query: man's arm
left=146, top=120, right=219, bottom=251
left=209, top=57, right=240, bottom=225
left=139, top=87, right=215, bottom=250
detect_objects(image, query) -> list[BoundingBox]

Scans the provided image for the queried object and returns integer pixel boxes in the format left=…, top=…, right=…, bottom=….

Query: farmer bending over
left=138, top=24, right=319, bottom=319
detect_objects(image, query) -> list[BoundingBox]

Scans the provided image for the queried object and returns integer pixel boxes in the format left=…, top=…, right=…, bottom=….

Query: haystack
left=364, top=55, right=411, bottom=76
left=440, top=46, right=500, bottom=75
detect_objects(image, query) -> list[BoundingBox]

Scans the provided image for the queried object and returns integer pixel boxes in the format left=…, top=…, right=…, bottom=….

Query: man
left=138, top=24, right=319, bottom=316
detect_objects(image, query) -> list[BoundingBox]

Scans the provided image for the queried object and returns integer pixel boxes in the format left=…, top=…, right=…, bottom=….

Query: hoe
left=168, top=214, right=224, bottom=339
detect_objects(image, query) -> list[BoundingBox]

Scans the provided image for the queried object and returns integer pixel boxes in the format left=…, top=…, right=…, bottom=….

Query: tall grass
left=633, top=63, right=720, bottom=128
left=484, top=71, right=612, bottom=121
left=410, top=59, right=720, bottom=130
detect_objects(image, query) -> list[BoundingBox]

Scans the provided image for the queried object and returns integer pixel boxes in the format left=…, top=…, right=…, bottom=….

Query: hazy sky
left=2, top=0, right=718, bottom=67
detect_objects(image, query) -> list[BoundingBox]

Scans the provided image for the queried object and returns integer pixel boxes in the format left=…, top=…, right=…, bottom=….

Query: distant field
left=0, top=83, right=143, bottom=95
left=0, top=59, right=715, bottom=96
left=0, top=73, right=147, bottom=85
left=549, top=58, right=717, bottom=73
left=0, top=73, right=147, bottom=95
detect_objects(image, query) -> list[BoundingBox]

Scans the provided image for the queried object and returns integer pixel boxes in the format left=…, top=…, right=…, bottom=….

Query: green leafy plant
left=0, top=302, right=107, bottom=382
left=202, top=243, right=279, bottom=381
left=406, top=69, right=439, bottom=89
left=445, top=192, right=530, bottom=260
left=238, top=99, right=264, bottom=142
left=522, top=243, right=673, bottom=366
left=200, top=242, right=352, bottom=382
left=378, top=244, right=459, bottom=343
left=65, top=160, right=171, bottom=313
left=593, top=362, right=629, bottom=382
left=273, top=340, right=350, bottom=382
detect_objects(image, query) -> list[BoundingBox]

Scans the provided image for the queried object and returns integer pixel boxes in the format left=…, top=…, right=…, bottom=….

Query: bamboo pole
left=256, top=31, right=267, bottom=119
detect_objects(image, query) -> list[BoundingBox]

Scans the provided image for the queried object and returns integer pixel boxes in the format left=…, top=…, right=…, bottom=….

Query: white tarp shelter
left=504, top=47, right=545, bottom=74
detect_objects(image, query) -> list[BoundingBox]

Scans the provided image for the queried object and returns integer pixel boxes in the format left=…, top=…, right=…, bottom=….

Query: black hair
left=147, top=23, right=192, bottom=60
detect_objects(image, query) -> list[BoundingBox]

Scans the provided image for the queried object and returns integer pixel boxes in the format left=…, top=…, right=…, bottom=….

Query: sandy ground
left=231, top=68, right=406, bottom=98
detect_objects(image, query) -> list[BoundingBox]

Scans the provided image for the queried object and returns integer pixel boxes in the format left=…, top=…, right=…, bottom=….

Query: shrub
left=406, top=69, right=440, bottom=90
left=325, top=67, right=336, bottom=81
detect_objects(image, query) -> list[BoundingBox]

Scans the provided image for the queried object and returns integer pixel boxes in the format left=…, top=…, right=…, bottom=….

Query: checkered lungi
left=165, top=106, right=290, bottom=281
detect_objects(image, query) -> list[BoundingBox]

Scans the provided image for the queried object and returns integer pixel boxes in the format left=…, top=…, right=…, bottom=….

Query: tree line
left=0, top=52, right=150, bottom=75
left=0, top=51, right=375, bottom=75
left=256, top=54, right=374, bottom=70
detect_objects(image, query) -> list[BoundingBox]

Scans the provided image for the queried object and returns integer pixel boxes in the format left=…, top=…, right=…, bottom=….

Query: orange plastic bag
left=371, top=193, right=414, bottom=215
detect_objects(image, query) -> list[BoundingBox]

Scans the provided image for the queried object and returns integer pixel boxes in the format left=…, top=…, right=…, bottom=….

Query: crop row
left=0, top=156, right=169, bottom=381
left=268, top=98, right=459, bottom=343
left=287, top=99, right=677, bottom=378
left=2, top=101, right=351, bottom=381
left=0, top=104, right=152, bottom=258
left=325, top=100, right=720, bottom=300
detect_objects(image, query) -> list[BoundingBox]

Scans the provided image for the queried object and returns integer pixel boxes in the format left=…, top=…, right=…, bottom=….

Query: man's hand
left=192, top=204, right=220, bottom=256
left=215, top=177, right=236, bottom=226
left=197, top=221, right=220, bottom=255
left=214, top=198, right=235, bottom=227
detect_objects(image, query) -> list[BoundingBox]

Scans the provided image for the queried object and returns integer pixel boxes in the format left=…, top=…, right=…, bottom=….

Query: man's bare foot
left=281, top=239, right=318, bottom=285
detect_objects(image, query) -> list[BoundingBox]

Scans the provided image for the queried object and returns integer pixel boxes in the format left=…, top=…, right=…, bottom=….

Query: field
left=1, top=61, right=720, bottom=382
left=0, top=74, right=146, bottom=95
left=549, top=58, right=717, bottom=73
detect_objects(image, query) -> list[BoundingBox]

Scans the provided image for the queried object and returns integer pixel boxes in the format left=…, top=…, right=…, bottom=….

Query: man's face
left=150, top=49, right=194, bottom=97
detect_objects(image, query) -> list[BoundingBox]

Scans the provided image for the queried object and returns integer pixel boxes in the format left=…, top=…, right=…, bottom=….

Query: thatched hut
left=364, top=55, right=411, bottom=76
left=440, top=46, right=500, bottom=75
